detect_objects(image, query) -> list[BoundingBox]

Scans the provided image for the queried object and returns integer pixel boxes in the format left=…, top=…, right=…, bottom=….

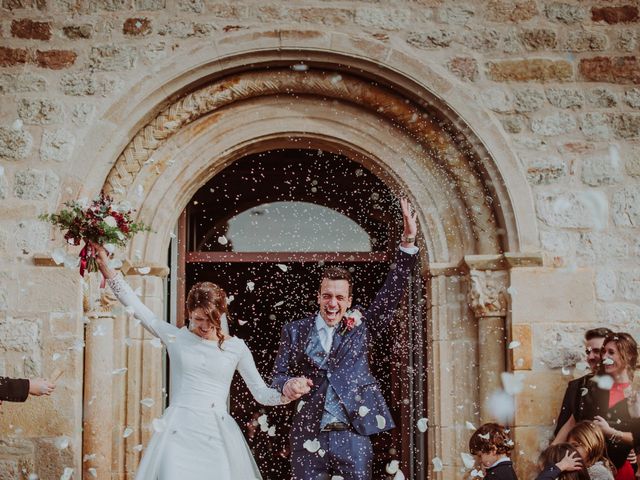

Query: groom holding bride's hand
left=272, top=198, right=419, bottom=480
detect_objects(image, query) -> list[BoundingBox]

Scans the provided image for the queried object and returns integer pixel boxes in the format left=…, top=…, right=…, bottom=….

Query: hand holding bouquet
left=40, top=194, right=150, bottom=278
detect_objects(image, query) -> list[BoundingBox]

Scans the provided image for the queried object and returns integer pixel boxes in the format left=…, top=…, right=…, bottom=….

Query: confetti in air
left=140, top=398, right=155, bottom=408
left=276, top=264, right=288, bottom=272
left=246, top=281, right=255, bottom=292
left=112, top=367, right=127, bottom=375
left=461, top=452, right=476, bottom=469
left=60, top=468, right=74, bottom=480
left=508, top=340, right=520, bottom=349
left=386, top=460, right=400, bottom=474
left=217, top=235, right=228, bottom=245
left=358, top=406, right=370, bottom=417
left=123, top=427, right=133, bottom=438
left=303, top=438, right=321, bottom=453
left=432, top=457, right=443, bottom=472
left=55, top=437, right=69, bottom=450
left=465, top=421, right=476, bottom=430
left=376, top=415, right=386, bottom=429
left=417, top=417, right=428, bottom=432
left=137, top=266, right=151, bottom=275
left=596, top=375, right=614, bottom=390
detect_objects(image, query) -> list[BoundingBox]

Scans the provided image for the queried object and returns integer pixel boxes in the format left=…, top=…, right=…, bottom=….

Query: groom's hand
left=400, top=198, right=418, bottom=249
left=283, top=377, right=313, bottom=400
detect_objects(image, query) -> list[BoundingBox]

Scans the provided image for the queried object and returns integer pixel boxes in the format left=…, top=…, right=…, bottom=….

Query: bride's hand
left=283, top=377, right=313, bottom=400
left=87, top=241, right=117, bottom=279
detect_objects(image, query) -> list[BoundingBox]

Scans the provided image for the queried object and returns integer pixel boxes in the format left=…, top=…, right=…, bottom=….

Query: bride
left=91, top=243, right=295, bottom=480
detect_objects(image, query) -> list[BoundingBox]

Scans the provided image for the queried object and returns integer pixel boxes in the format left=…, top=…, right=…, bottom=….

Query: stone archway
left=76, top=29, right=543, bottom=479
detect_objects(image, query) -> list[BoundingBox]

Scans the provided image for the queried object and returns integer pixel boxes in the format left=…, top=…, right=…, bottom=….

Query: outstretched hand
left=400, top=198, right=418, bottom=246
left=283, top=377, right=313, bottom=401
left=29, top=377, right=56, bottom=397
left=555, top=450, right=582, bottom=472
left=87, top=241, right=117, bottom=280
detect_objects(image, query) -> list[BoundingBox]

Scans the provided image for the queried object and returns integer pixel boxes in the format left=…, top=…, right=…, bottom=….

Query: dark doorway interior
left=179, top=149, right=420, bottom=479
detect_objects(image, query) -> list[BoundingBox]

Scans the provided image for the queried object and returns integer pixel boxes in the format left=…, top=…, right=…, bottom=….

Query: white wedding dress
left=108, top=273, right=286, bottom=480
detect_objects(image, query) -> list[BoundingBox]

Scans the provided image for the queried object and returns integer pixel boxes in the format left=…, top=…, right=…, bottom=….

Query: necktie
left=319, top=325, right=333, bottom=353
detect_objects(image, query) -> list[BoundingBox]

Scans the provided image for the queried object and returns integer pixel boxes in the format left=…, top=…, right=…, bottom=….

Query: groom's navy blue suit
left=271, top=249, right=417, bottom=480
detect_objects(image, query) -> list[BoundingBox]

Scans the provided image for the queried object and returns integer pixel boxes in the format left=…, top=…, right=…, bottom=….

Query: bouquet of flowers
left=39, top=194, right=151, bottom=277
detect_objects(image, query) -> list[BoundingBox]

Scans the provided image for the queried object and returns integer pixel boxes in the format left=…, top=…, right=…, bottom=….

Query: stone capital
left=467, top=269, right=509, bottom=318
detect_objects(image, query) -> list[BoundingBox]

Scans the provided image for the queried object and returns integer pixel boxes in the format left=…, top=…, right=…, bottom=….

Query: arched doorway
left=79, top=31, right=542, bottom=479
left=177, top=148, right=425, bottom=479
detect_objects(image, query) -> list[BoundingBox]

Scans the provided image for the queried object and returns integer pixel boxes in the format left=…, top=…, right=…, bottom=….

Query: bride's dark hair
left=186, top=282, right=228, bottom=348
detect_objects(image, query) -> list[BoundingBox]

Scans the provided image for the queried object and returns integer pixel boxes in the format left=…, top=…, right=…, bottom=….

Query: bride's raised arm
left=93, top=242, right=178, bottom=343
left=237, top=340, right=290, bottom=406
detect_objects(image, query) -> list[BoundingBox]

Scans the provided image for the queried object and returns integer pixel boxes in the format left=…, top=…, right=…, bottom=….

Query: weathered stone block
left=15, top=220, right=50, bottom=255
left=545, top=88, right=584, bottom=109
left=354, top=6, right=411, bottom=30
left=486, top=0, right=537, bottom=22
left=123, top=17, right=152, bottom=35
left=578, top=232, right=628, bottom=265
left=407, top=30, right=453, bottom=49
left=89, top=45, right=136, bottom=71
left=522, top=153, right=566, bottom=184
left=532, top=324, right=586, bottom=369
left=447, top=56, right=478, bottom=81
left=177, top=0, right=201, bottom=13
left=500, top=115, right=525, bottom=133
left=487, top=59, right=572, bottom=82
left=595, top=269, right=617, bottom=301
left=0, top=174, right=7, bottom=201
left=580, top=56, right=640, bottom=84
left=592, top=6, right=639, bottom=24
left=71, top=103, right=95, bottom=126
left=536, top=191, right=607, bottom=229
left=480, top=86, right=514, bottom=112
left=34, top=438, right=76, bottom=480
left=0, top=47, right=29, bottom=67
left=3, top=0, right=45, bottom=8
left=510, top=267, right=596, bottom=324
left=514, top=87, right=545, bottom=112
left=40, top=129, right=75, bottom=163
left=598, top=303, right=640, bottom=333
left=581, top=150, right=622, bottom=186
left=62, top=24, right=93, bottom=39
left=520, top=28, right=556, bottom=50
left=11, top=19, right=51, bottom=40
left=17, top=268, right=82, bottom=313
left=438, top=5, right=474, bottom=25
left=613, top=186, right=640, bottom=226
left=90, top=0, right=130, bottom=11
left=586, top=88, right=618, bottom=108
left=579, top=112, right=611, bottom=139
left=0, top=317, right=40, bottom=352
left=18, top=98, right=63, bottom=125
left=618, top=270, right=640, bottom=301
left=0, top=73, right=46, bottom=94
left=135, top=0, right=163, bottom=10
left=624, top=88, right=640, bottom=108
left=510, top=323, right=532, bottom=370
left=613, top=113, right=640, bottom=138
left=626, top=146, right=640, bottom=177
left=545, top=2, right=587, bottom=24
left=618, top=29, right=638, bottom=52
left=0, top=127, right=32, bottom=160
left=34, top=50, right=77, bottom=70
left=563, top=30, right=607, bottom=52
left=60, top=72, right=97, bottom=96
left=14, top=168, right=59, bottom=200
left=531, top=111, right=576, bottom=136
left=539, top=229, right=576, bottom=258
left=461, top=28, right=501, bottom=51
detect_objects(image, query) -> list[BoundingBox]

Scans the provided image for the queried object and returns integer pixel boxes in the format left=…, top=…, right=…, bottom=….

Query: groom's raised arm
left=364, top=198, right=418, bottom=334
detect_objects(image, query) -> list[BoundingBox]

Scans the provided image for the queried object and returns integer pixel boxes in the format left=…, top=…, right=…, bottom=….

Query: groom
left=271, top=199, right=419, bottom=480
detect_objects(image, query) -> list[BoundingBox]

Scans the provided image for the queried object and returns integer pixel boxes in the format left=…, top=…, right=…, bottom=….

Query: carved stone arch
left=75, top=29, right=544, bottom=479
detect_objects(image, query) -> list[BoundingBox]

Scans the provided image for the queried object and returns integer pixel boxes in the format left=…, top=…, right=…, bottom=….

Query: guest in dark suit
left=0, top=376, right=55, bottom=404
left=469, top=423, right=518, bottom=479
left=554, top=327, right=613, bottom=439
left=271, top=198, right=418, bottom=480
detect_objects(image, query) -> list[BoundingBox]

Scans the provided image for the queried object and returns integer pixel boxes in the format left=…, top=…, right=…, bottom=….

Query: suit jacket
left=486, top=460, right=518, bottom=479
left=553, top=374, right=591, bottom=436
left=271, top=249, right=417, bottom=451
left=0, top=377, right=29, bottom=402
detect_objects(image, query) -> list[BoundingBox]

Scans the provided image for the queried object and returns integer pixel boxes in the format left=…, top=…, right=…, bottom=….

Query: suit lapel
left=299, top=315, right=322, bottom=367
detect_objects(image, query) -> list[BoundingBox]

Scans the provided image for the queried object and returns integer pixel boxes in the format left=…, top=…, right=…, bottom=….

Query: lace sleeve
left=237, top=340, right=290, bottom=406
left=107, top=273, right=177, bottom=342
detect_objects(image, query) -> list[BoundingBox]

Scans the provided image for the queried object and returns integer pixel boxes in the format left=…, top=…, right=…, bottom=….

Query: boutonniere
left=340, top=309, right=362, bottom=335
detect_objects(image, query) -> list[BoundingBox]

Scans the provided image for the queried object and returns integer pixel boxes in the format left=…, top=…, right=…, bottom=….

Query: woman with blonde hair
left=567, top=420, right=615, bottom=480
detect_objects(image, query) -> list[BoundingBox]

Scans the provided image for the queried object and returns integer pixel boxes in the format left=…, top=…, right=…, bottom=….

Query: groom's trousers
left=291, top=429, right=373, bottom=480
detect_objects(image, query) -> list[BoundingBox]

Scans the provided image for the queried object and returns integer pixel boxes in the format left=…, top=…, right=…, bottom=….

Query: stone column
left=464, top=257, right=509, bottom=424
left=82, top=273, right=117, bottom=479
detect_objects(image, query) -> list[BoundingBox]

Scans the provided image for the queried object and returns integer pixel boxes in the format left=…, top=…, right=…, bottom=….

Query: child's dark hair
left=539, top=443, right=589, bottom=480
left=469, top=423, right=514, bottom=455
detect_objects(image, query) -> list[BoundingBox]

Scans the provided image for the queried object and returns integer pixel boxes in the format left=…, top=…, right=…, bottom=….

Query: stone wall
left=1, top=0, right=639, bottom=479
